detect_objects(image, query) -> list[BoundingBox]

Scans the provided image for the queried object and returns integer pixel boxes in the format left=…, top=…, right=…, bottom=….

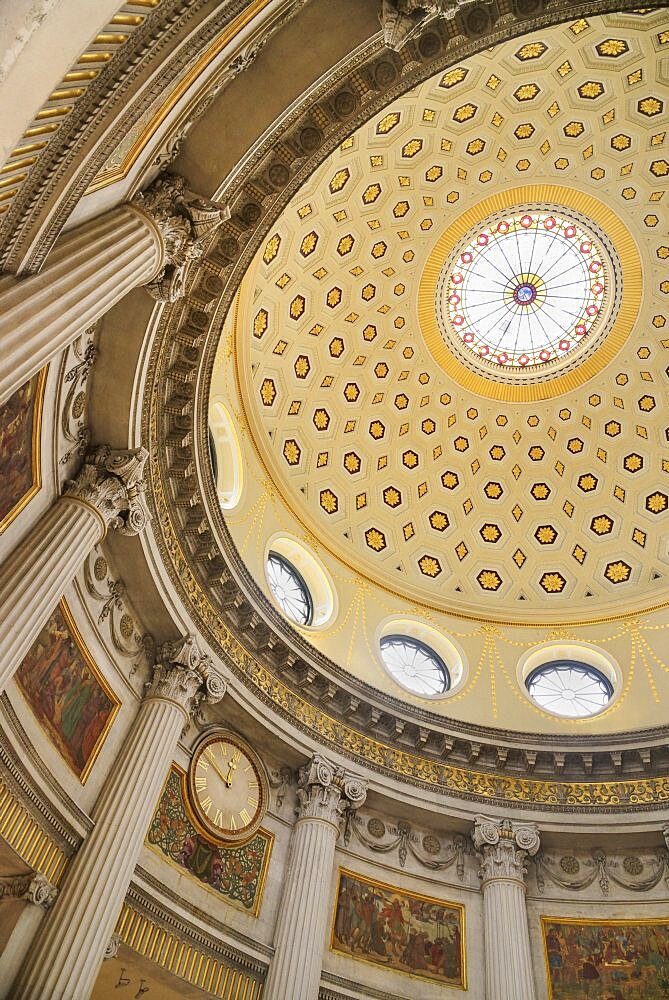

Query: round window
left=380, top=634, right=450, bottom=696
left=525, top=659, right=613, bottom=718
left=436, top=206, right=619, bottom=384
left=266, top=552, right=313, bottom=626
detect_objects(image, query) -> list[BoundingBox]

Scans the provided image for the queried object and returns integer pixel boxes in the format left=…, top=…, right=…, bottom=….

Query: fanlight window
left=266, top=552, right=313, bottom=626
left=525, top=659, right=613, bottom=718
left=380, top=634, right=450, bottom=696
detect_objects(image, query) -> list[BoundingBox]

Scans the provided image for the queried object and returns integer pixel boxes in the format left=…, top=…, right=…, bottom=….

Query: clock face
left=187, top=732, right=267, bottom=845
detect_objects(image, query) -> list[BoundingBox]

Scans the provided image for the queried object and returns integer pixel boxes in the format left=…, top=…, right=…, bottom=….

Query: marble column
left=11, top=636, right=226, bottom=1000
left=472, top=815, right=540, bottom=1000
left=0, top=874, right=57, bottom=1000
left=0, top=445, right=149, bottom=693
left=0, top=173, right=229, bottom=405
left=264, top=754, right=367, bottom=1000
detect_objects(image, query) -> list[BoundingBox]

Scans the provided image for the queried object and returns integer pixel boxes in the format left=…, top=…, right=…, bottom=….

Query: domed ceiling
left=227, top=11, right=668, bottom=620
left=206, top=11, right=669, bottom=733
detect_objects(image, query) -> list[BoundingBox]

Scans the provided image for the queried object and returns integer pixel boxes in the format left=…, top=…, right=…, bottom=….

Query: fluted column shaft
left=0, top=446, right=150, bottom=695
left=264, top=755, right=367, bottom=1000
left=0, top=497, right=103, bottom=691
left=473, top=816, right=540, bottom=1000
left=0, top=206, right=161, bottom=405
left=265, top=814, right=338, bottom=1000
left=0, top=172, right=229, bottom=407
left=482, top=877, right=535, bottom=1000
left=11, top=638, right=224, bottom=1000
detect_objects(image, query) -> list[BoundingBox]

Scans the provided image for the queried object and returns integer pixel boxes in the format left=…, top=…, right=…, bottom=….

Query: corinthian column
left=11, top=636, right=226, bottom=1000
left=264, top=754, right=367, bottom=1000
left=0, top=173, right=229, bottom=405
left=472, top=815, right=540, bottom=1000
left=0, top=446, right=149, bottom=693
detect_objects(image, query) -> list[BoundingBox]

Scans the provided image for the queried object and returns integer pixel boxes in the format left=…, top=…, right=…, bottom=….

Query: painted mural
left=542, top=918, right=669, bottom=1000
left=0, top=370, right=45, bottom=533
left=15, top=602, right=119, bottom=782
left=331, top=869, right=466, bottom=989
left=146, top=766, right=272, bottom=916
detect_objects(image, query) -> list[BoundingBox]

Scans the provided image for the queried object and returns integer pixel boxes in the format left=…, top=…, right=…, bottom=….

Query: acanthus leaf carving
left=379, top=0, right=492, bottom=50
left=149, top=634, right=226, bottom=720
left=132, top=172, right=230, bottom=302
left=64, top=445, right=150, bottom=536
left=296, top=753, right=367, bottom=828
left=472, top=815, right=540, bottom=884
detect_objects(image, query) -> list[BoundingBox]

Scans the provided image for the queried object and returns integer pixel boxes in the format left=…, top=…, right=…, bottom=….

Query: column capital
left=472, top=815, right=540, bottom=885
left=296, top=753, right=367, bottom=826
left=103, top=933, right=122, bottom=961
left=63, top=445, right=150, bottom=536
left=148, top=634, right=226, bottom=719
left=132, top=172, right=230, bottom=302
left=0, top=873, right=57, bottom=909
left=24, top=874, right=58, bottom=909
left=380, top=0, right=480, bottom=50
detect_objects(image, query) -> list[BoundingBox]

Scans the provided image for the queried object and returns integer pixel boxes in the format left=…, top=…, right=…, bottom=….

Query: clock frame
left=186, top=730, right=269, bottom=846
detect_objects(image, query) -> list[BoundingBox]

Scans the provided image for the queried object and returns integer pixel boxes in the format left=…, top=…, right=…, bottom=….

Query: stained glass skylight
left=439, top=209, right=615, bottom=377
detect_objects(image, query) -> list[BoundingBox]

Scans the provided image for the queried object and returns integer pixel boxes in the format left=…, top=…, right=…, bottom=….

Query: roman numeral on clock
left=240, top=808, right=251, bottom=826
left=195, top=774, right=207, bottom=791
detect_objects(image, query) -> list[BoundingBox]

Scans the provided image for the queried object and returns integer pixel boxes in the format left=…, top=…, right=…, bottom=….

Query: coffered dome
left=198, top=11, right=669, bottom=735
left=219, top=13, right=668, bottom=622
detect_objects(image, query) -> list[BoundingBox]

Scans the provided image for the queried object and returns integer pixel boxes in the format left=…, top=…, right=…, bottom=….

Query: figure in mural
left=542, top=919, right=669, bottom=1000
left=332, top=871, right=465, bottom=988
left=0, top=374, right=40, bottom=530
left=15, top=604, right=117, bottom=780
left=146, top=767, right=272, bottom=916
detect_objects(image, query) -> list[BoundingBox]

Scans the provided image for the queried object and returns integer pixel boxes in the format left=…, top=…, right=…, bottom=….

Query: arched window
left=380, top=634, right=450, bottom=696
left=525, top=659, right=613, bottom=718
left=266, top=552, right=313, bottom=626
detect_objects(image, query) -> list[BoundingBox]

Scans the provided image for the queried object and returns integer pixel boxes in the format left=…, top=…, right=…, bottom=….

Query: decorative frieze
left=531, top=845, right=669, bottom=897
left=345, top=811, right=472, bottom=880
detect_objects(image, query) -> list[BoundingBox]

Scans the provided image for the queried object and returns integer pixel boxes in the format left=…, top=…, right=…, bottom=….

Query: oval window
left=525, top=659, right=613, bottom=718
left=266, top=551, right=313, bottom=626
left=380, top=634, right=450, bottom=696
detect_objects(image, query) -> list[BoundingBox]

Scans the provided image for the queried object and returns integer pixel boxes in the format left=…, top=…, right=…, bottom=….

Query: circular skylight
left=380, top=634, right=450, bottom=696
left=266, top=552, right=312, bottom=625
left=525, top=659, right=614, bottom=718
left=438, top=208, right=618, bottom=382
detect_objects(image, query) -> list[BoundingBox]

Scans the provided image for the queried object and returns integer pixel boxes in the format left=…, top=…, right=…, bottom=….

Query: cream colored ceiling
left=211, top=11, right=669, bottom=733
left=234, top=11, right=668, bottom=619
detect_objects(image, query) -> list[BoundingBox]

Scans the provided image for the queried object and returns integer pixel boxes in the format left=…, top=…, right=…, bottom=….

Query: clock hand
left=205, top=752, right=229, bottom=787
left=224, top=758, right=237, bottom=787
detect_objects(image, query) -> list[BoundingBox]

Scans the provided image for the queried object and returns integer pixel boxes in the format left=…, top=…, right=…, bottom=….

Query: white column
left=0, top=445, right=149, bottom=693
left=0, top=874, right=57, bottom=1000
left=264, top=755, right=367, bottom=1000
left=0, top=173, right=229, bottom=405
left=11, top=636, right=226, bottom=1000
left=472, top=815, right=540, bottom=1000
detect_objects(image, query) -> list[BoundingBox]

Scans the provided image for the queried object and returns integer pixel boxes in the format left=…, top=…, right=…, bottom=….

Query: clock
left=187, top=731, right=268, bottom=845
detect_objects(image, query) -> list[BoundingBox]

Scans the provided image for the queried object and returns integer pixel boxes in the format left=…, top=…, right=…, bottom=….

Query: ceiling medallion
left=437, top=208, right=618, bottom=384
left=419, top=186, right=641, bottom=402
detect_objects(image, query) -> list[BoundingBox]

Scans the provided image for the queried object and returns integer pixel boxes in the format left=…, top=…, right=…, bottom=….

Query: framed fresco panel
left=146, top=764, right=273, bottom=917
left=541, top=916, right=669, bottom=1000
left=331, top=868, right=466, bottom=990
left=0, top=368, right=47, bottom=535
left=15, top=600, right=120, bottom=783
